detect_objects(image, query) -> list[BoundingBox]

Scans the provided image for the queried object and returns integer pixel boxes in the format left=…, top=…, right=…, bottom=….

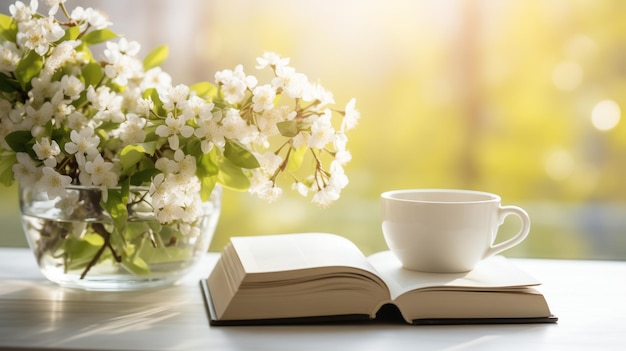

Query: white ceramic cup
left=380, top=189, right=530, bottom=273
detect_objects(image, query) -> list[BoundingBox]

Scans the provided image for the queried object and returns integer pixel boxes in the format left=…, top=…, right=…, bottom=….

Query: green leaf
left=82, top=62, right=103, bottom=87
left=196, top=148, right=219, bottom=201
left=63, top=235, right=104, bottom=271
left=104, top=189, right=128, bottom=233
left=143, top=45, right=169, bottom=71
left=83, top=232, right=105, bottom=246
left=0, top=13, right=17, bottom=42
left=120, top=142, right=157, bottom=174
left=0, top=154, right=16, bottom=187
left=286, top=146, right=307, bottom=172
left=124, top=221, right=152, bottom=241
left=0, top=73, right=20, bottom=93
left=200, top=175, right=217, bottom=202
left=57, top=26, right=80, bottom=43
left=196, top=148, right=219, bottom=177
left=14, top=50, right=44, bottom=90
left=0, top=14, right=10, bottom=30
left=217, top=157, right=250, bottom=191
left=224, top=138, right=260, bottom=169
left=190, top=81, right=218, bottom=99
left=82, top=29, right=118, bottom=46
left=143, top=87, right=165, bottom=116
left=129, top=168, right=160, bottom=186
left=4, top=130, right=33, bottom=153
left=122, top=256, right=151, bottom=275
left=277, top=120, right=299, bottom=137
left=138, top=246, right=191, bottom=264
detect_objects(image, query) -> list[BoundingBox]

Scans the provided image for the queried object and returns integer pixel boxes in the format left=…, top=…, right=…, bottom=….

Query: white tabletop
left=1, top=248, right=625, bottom=351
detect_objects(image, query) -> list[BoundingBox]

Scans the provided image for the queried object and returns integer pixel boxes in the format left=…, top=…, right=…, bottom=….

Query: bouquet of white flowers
left=0, top=0, right=358, bottom=286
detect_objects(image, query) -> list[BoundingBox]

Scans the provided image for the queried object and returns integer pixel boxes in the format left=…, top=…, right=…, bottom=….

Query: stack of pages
left=201, top=233, right=557, bottom=326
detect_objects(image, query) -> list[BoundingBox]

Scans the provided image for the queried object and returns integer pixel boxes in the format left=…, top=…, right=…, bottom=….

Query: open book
left=201, top=233, right=557, bottom=326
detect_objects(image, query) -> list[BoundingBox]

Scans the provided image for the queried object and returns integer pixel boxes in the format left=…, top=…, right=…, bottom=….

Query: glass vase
left=19, top=184, right=221, bottom=291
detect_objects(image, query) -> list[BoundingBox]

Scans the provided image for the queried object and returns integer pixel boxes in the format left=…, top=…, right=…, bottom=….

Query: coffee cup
left=380, top=189, right=530, bottom=273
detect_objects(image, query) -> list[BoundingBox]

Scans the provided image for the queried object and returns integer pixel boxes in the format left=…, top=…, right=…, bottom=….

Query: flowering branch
left=0, top=0, right=359, bottom=277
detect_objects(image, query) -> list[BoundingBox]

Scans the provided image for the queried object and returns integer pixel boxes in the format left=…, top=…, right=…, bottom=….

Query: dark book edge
left=199, top=279, right=372, bottom=326
left=410, top=315, right=558, bottom=325
left=199, top=280, right=558, bottom=326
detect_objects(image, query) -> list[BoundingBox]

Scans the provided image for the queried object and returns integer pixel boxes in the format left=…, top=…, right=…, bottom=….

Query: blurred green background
left=2, top=0, right=625, bottom=259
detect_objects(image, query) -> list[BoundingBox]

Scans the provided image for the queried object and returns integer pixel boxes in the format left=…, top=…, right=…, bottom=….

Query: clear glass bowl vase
left=19, top=184, right=221, bottom=291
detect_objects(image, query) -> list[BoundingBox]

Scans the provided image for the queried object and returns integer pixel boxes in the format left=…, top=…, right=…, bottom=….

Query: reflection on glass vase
left=19, top=184, right=221, bottom=291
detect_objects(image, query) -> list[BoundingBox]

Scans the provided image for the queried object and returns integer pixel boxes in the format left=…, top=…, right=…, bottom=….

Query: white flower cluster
left=219, top=54, right=360, bottom=205
left=0, top=0, right=359, bottom=228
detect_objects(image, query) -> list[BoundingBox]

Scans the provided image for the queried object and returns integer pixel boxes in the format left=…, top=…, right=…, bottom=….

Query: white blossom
left=70, top=6, right=111, bottom=31
left=37, top=166, right=72, bottom=199
left=177, top=156, right=197, bottom=178
left=12, top=152, right=40, bottom=186
left=272, top=66, right=309, bottom=99
left=118, top=113, right=147, bottom=144
left=41, top=0, right=66, bottom=15
left=312, top=186, right=340, bottom=207
left=329, top=161, right=349, bottom=190
left=24, top=102, right=54, bottom=133
left=16, top=16, right=65, bottom=56
left=256, top=151, right=283, bottom=176
left=42, top=41, right=81, bottom=77
left=65, top=111, right=88, bottom=131
left=255, top=52, right=289, bottom=69
left=149, top=173, right=203, bottom=224
left=183, top=96, right=212, bottom=119
left=32, top=137, right=60, bottom=165
left=194, top=115, right=222, bottom=153
left=86, top=86, right=124, bottom=123
left=335, top=149, right=352, bottom=165
left=141, top=67, right=172, bottom=91
left=0, top=42, right=21, bottom=73
left=220, top=108, right=258, bottom=145
left=252, top=84, right=276, bottom=113
left=341, top=98, right=360, bottom=132
left=215, top=64, right=257, bottom=104
left=84, top=155, right=117, bottom=187
left=60, top=75, right=84, bottom=101
left=307, top=111, right=335, bottom=149
left=103, top=39, right=143, bottom=86
left=155, top=157, right=178, bottom=175
left=248, top=172, right=282, bottom=202
left=181, top=202, right=202, bottom=226
left=159, top=84, right=190, bottom=111
left=64, top=127, right=100, bottom=166
left=29, top=75, right=60, bottom=103
left=54, top=188, right=79, bottom=217
left=155, top=113, right=194, bottom=150
left=303, top=82, right=335, bottom=108
left=220, top=76, right=247, bottom=104
left=156, top=200, right=185, bottom=224
left=136, top=97, right=155, bottom=117
left=9, top=0, right=38, bottom=22
left=292, top=182, right=309, bottom=197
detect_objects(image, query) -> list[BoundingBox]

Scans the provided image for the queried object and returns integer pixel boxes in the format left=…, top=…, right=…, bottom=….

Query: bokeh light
left=591, top=100, right=621, bottom=131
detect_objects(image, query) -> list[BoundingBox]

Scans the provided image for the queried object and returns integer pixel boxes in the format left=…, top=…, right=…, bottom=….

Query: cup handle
left=483, top=205, right=531, bottom=259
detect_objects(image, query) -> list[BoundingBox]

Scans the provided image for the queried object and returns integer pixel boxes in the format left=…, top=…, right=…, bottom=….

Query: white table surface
left=1, top=248, right=625, bottom=351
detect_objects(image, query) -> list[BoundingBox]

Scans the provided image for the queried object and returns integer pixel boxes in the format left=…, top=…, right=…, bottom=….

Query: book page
left=210, top=233, right=391, bottom=321
left=395, top=288, right=552, bottom=321
left=367, top=251, right=541, bottom=300
left=230, top=233, right=382, bottom=281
